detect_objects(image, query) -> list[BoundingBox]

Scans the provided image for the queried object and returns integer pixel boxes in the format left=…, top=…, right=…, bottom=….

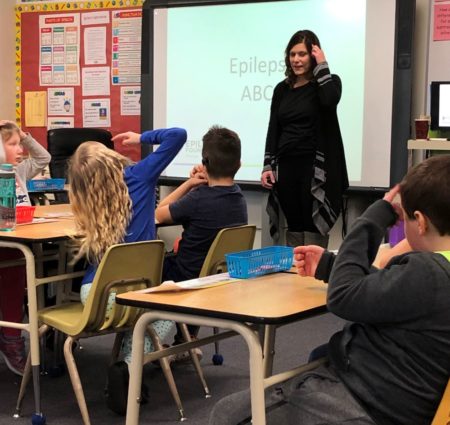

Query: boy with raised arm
left=156, top=125, right=248, bottom=352
left=211, top=155, right=450, bottom=425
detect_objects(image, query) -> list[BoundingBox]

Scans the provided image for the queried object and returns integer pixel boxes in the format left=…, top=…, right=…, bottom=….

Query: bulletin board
left=15, top=0, right=144, bottom=160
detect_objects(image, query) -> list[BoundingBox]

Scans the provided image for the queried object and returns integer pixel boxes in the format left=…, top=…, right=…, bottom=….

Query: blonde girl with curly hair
left=69, top=127, right=187, bottom=413
left=69, top=142, right=133, bottom=266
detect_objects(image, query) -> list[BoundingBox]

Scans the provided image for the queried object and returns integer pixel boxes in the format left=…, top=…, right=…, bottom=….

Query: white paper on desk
left=140, top=273, right=239, bottom=293
left=40, top=212, right=73, bottom=218
left=16, top=218, right=59, bottom=226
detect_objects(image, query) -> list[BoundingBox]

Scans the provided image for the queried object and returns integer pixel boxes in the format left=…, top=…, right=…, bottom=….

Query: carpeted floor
left=0, top=313, right=344, bottom=425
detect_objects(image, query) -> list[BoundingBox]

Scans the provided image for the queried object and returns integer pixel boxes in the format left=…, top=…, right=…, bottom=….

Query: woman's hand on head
left=294, top=245, right=325, bottom=277
left=261, top=170, right=276, bottom=189
left=112, top=131, right=141, bottom=145
left=311, top=44, right=326, bottom=64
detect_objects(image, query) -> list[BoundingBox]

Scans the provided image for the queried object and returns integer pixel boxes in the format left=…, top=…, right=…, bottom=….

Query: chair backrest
left=199, top=225, right=256, bottom=278
left=47, top=128, right=114, bottom=180
left=78, top=240, right=165, bottom=334
left=432, top=378, right=450, bottom=425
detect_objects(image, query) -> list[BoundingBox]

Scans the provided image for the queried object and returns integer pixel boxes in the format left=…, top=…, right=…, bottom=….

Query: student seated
left=0, top=120, right=51, bottom=376
left=156, top=125, right=248, bottom=355
left=210, top=154, right=450, bottom=425
left=67, top=127, right=186, bottom=414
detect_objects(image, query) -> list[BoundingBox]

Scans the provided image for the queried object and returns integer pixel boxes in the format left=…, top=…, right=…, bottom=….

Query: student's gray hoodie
left=0, top=133, right=51, bottom=205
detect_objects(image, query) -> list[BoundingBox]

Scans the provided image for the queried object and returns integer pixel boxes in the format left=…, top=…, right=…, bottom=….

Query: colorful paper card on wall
left=111, top=9, right=142, bottom=85
left=25, top=91, right=47, bottom=127
left=434, top=4, right=450, bottom=41
left=38, top=13, right=81, bottom=86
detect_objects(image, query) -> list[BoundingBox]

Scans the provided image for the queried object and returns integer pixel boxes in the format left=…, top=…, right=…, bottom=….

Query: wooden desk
left=2, top=204, right=175, bottom=420
left=4, top=204, right=75, bottom=242
left=117, top=272, right=328, bottom=425
left=0, top=204, right=76, bottom=421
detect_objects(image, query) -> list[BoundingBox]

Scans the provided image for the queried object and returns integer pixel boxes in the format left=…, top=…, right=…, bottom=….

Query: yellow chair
left=199, top=225, right=257, bottom=278
left=16, top=241, right=207, bottom=424
left=432, top=378, right=450, bottom=425
left=198, top=224, right=256, bottom=365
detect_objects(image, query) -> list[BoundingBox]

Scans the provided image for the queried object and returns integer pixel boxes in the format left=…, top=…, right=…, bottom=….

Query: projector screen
left=142, top=0, right=414, bottom=189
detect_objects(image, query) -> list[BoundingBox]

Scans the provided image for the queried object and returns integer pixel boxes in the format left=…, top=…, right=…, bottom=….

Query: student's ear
left=413, top=211, right=428, bottom=235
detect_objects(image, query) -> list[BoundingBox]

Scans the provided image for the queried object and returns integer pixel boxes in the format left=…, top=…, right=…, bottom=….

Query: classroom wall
left=325, top=0, right=431, bottom=249
left=413, top=0, right=431, bottom=118
left=161, top=0, right=434, bottom=251
left=251, top=0, right=432, bottom=250
left=1, top=1, right=18, bottom=121
left=8, top=0, right=433, bottom=250
left=427, top=0, right=450, bottom=87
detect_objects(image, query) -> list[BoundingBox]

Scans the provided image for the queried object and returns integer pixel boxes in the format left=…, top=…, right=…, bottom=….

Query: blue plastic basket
left=26, top=178, right=66, bottom=192
left=225, top=246, right=294, bottom=279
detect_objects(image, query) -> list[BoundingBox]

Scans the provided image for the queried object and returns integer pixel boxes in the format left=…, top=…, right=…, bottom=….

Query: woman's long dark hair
left=284, top=30, right=321, bottom=87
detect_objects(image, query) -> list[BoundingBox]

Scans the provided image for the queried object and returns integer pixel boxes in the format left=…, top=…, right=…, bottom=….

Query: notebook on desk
left=140, top=273, right=239, bottom=293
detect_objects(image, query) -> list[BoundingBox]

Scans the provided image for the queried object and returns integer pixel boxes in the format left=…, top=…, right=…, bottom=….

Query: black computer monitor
left=430, top=81, right=450, bottom=131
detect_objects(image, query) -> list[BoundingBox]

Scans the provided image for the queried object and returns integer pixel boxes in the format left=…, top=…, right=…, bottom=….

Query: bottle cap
left=0, top=164, right=13, bottom=171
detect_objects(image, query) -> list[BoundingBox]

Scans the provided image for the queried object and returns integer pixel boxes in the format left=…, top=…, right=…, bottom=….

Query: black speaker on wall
left=140, top=1, right=153, bottom=161
left=390, top=0, right=416, bottom=186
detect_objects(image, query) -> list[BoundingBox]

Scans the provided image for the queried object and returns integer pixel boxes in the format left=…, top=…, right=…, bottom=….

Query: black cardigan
left=263, top=62, right=349, bottom=235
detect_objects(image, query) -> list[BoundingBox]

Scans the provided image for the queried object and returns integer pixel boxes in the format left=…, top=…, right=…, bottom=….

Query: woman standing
left=261, top=30, right=348, bottom=247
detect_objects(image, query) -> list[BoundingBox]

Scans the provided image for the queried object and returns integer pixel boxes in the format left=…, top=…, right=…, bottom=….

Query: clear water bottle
left=0, top=164, right=16, bottom=231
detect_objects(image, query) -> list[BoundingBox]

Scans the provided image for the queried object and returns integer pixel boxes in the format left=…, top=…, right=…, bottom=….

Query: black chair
left=47, top=128, right=114, bottom=203
left=47, top=128, right=114, bottom=180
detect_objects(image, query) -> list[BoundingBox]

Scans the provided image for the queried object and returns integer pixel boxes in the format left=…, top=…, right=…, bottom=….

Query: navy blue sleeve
left=128, top=128, right=187, bottom=183
left=169, top=188, right=200, bottom=224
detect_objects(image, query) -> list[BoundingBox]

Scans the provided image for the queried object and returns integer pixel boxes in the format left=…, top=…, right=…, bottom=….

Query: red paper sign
left=434, top=4, right=450, bottom=41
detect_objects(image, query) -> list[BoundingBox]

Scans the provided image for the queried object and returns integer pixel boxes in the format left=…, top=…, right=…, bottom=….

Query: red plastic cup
left=415, top=119, right=429, bottom=140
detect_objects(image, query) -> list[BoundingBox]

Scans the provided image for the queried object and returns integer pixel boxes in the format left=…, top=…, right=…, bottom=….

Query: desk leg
left=126, top=313, right=147, bottom=425
left=22, top=245, right=43, bottom=419
left=126, top=311, right=266, bottom=425
left=0, top=242, right=43, bottom=419
left=263, top=325, right=276, bottom=378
